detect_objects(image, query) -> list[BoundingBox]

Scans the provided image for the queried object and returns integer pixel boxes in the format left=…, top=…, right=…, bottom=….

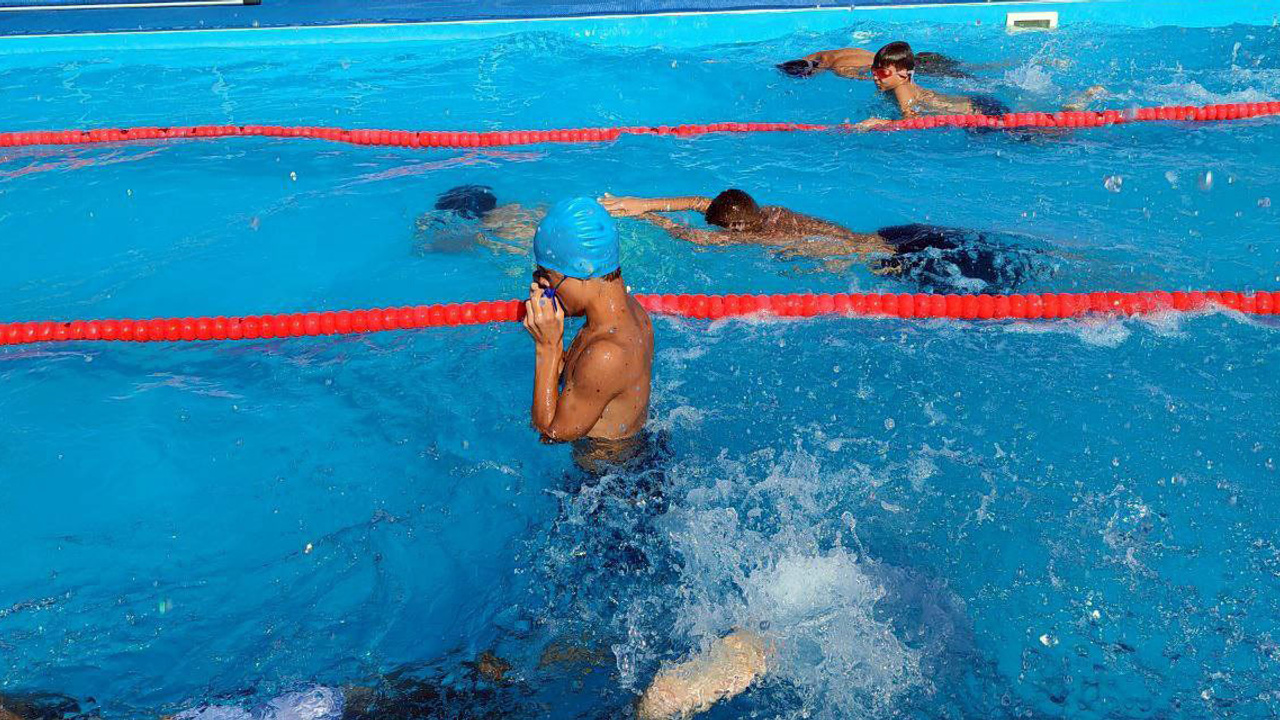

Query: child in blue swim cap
left=523, top=198, right=653, bottom=451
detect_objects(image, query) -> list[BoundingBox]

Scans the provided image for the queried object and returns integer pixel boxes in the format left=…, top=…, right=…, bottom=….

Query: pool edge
left=0, top=0, right=1276, bottom=54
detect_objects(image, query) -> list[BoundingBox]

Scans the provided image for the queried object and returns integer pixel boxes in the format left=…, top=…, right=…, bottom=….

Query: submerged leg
left=636, top=629, right=769, bottom=720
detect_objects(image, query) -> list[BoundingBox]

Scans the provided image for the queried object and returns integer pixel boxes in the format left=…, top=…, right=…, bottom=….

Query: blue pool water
left=2, top=18, right=1279, bottom=720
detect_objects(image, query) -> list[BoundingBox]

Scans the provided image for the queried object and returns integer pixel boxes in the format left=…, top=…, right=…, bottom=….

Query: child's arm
left=639, top=213, right=732, bottom=246
left=639, top=213, right=726, bottom=245
left=779, top=48, right=875, bottom=78
left=809, top=48, right=875, bottom=77
left=599, top=194, right=712, bottom=217
left=857, top=84, right=921, bottom=129
left=894, top=85, right=920, bottom=119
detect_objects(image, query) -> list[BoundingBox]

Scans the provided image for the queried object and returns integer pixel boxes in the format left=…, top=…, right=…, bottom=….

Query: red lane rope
left=1, top=102, right=1277, bottom=151
left=2, top=291, right=1274, bottom=346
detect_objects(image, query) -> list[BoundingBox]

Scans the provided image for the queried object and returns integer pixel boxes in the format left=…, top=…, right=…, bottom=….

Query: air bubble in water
left=1104, top=175, right=1123, bottom=193
left=1198, top=171, right=1214, bottom=192
left=1259, top=197, right=1271, bottom=208
left=1164, top=171, right=1179, bottom=188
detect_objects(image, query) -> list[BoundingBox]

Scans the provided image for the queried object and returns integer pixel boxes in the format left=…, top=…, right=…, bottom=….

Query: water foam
left=615, top=448, right=937, bottom=719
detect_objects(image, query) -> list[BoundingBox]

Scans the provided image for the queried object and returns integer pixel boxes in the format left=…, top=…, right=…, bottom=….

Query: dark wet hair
left=705, top=189, right=761, bottom=228
left=873, top=41, right=916, bottom=73
left=434, top=184, right=497, bottom=220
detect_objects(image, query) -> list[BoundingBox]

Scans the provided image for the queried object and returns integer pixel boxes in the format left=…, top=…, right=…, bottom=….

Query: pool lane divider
left=1, top=102, right=1278, bottom=151
left=1, top=290, right=1275, bottom=346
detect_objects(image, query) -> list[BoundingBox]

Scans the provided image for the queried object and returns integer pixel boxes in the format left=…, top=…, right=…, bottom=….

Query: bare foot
left=636, top=629, right=769, bottom=720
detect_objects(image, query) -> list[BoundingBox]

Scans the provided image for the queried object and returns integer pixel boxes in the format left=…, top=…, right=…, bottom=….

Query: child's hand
left=777, top=59, right=820, bottom=78
left=854, top=117, right=893, bottom=131
left=598, top=194, right=649, bottom=217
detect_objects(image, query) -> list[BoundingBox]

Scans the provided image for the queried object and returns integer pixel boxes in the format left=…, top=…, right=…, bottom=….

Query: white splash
left=623, top=449, right=933, bottom=718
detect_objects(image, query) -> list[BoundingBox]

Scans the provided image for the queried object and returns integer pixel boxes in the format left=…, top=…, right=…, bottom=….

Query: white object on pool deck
left=1006, top=10, right=1060, bottom=30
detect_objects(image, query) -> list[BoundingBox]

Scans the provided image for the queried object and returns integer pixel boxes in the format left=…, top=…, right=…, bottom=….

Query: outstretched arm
left=599, top=194, right=712, bottom=217
left=809, top=47, right=876, bottom=78
left=779, top=47, right=875, bottom=79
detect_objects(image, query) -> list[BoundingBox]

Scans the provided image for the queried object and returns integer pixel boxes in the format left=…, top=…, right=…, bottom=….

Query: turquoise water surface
left=2, top=19, right=1279, bottom=720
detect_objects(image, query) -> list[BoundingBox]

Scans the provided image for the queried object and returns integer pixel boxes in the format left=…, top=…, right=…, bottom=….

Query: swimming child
left=599, top=189, right=1053, bottom=294
left=415, top=184, right=544, bottom=255
left=856, top=41, right=1105, bottom=130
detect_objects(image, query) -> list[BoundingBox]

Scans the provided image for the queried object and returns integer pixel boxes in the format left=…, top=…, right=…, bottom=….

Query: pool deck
left=0, top=0, right=1275, bottom=52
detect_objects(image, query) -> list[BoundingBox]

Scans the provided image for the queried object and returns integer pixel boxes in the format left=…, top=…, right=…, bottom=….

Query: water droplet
left=1104, top=175, right=1123, bottom=193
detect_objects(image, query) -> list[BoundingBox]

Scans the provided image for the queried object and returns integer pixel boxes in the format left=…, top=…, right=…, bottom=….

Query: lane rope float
left=1, top=102, right=1278, bottom=152
left=1, top=290, right=1274, bottom=346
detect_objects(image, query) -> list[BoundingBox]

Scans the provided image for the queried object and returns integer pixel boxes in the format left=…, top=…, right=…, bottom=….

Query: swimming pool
left=2, top=9, right=1279, bottom=720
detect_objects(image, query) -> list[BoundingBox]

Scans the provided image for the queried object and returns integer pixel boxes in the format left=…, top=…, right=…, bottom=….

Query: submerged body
left=416, top=185, right=545, bottom=255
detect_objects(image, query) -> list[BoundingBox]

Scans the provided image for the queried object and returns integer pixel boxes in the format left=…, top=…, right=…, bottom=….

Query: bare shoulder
left=567, top=336, right=639, bottom=398
left=570, top=336, right=630, bottom=375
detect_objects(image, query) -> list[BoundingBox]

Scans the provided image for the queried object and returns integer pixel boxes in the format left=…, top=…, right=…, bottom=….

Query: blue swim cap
left=533, top=197, right=619, bottom=279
